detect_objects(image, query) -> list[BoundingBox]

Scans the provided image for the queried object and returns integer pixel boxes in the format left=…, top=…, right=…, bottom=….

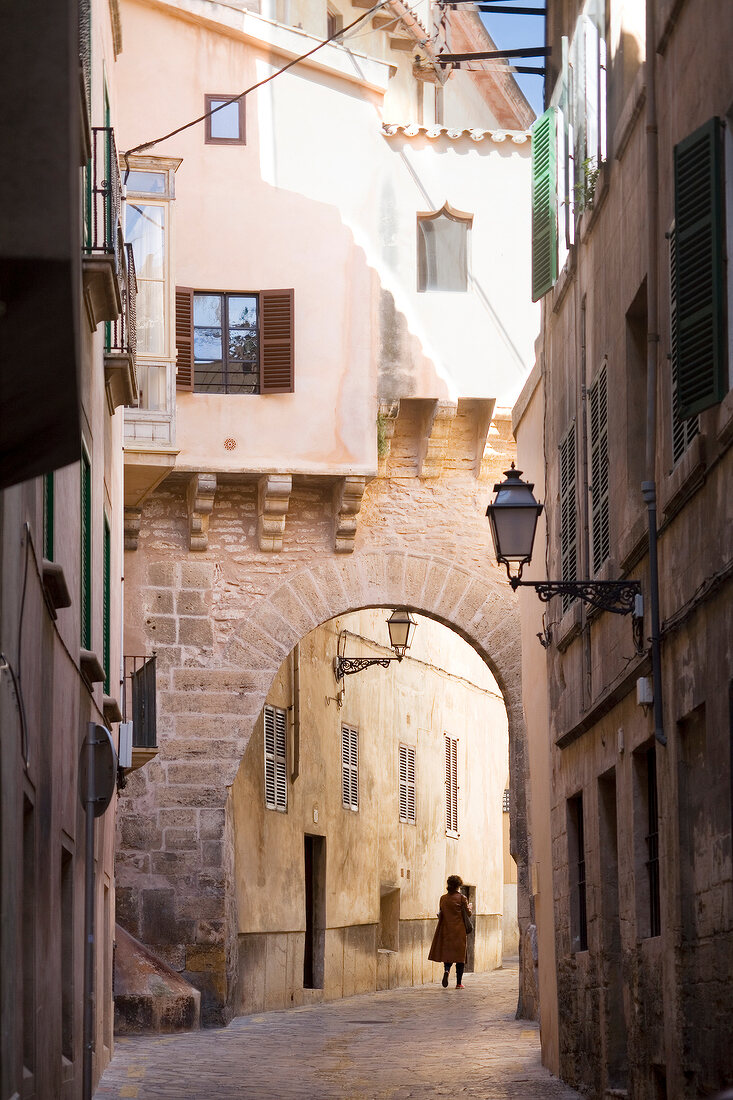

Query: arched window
left=417, top=203, right=473, bottom=292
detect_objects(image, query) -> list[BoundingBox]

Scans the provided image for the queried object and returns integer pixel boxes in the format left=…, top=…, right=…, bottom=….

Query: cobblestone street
left=95, top=964, right=580, bottom=1099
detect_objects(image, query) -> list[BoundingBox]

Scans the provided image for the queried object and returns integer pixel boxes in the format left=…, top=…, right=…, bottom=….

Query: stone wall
left=118, top=407, right=535, bottom=1025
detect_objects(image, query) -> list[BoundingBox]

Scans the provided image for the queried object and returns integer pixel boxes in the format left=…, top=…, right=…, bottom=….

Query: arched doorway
left=117, top=547, right=537, bottom=1026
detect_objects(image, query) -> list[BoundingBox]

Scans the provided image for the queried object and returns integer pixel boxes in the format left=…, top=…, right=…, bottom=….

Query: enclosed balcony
left=105, top=242, right=139, bottom=413
left=82, top=125, right=123, bottom=329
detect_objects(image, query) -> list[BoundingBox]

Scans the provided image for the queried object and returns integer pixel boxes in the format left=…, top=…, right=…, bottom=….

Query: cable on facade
left=122, top=0, right=403, bottom=160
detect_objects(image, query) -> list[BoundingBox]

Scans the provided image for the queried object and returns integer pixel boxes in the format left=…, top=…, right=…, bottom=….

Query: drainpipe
left=290, top=643, right=300, bottom=782
left=83, top=724, right=97, bottom=1100
left=643, top=0, right=666, bottom=746
left=579, top=298, right=592, bottom=712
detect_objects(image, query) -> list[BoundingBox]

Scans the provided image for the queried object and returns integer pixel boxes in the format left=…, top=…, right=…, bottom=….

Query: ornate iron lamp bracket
left=334, top=655, right=401, bottom=681
left=509, top=576, right=641, bottom=616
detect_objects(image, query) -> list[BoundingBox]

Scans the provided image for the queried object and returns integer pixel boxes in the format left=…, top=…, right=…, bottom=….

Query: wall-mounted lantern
left=334, top=609, right=417, bottom=681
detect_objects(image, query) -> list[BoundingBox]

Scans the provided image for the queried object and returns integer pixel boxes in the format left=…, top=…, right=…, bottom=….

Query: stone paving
left=95, top=964, right=580, bottom=1100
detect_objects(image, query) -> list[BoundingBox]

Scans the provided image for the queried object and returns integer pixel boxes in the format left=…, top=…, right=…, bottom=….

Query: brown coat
left=428, top=890, right=470, bottom=964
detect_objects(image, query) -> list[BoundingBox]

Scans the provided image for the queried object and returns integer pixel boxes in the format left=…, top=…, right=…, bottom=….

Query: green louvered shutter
left=103, top=515, right=111, bottom=693
left=80, top=451, right=92, bottom=650
left=673, top=117, right=726, bottom=419
left=531, top=106, right=559, bottom=302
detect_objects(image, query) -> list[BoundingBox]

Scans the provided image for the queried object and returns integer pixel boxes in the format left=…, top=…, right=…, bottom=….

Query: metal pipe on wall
left=643, top=0, right=666, bottom=746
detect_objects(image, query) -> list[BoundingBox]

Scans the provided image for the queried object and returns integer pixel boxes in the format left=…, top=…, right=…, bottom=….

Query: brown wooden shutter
left=260, top=289, right=294, bottom=394
left=175, top=287, right=194, bottom=390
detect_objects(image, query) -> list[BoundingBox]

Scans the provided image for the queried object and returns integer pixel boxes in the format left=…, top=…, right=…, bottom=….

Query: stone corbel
left=124, top=507, right=143, bottom=551
left=187, top=474, right=217, bottom=551
left=257, top=475, right=292, bottom=552
left=418, top=400, right=457, bottom=478
left=333, top=476, right=368, bottom=554
left=377, top=402, right=400, bottom=477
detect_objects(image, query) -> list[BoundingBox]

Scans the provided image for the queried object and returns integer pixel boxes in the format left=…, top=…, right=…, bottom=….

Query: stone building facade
left=514, top=0, right=733, bottom=1095
left=113, top=0, right=542, bottom=1027
left=230, top=608, right=513, bottom=1014
left=118, top=407, right=537, bottom=1024
left=0, top=0, right=134, bottom=1093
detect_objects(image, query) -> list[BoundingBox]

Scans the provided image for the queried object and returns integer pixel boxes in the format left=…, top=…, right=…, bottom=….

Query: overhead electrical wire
left=123, top=0, right=423, bottom=160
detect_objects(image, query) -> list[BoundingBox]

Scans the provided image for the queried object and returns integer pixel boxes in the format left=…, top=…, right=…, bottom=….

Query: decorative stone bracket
left=187, top=473, right=217, bottom=551
left=377, top=402, right=400, bottom=477
left=419, top=400, right=457, bottom=478
left=333, top=476, right=368, bottom=553
left=257, top=475, right=292, bottom=552
left=124, top=507, right=143, bottom=551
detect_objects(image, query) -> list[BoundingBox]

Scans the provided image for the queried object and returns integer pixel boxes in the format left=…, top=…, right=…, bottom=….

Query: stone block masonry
left=118, top=406, right=539, bottom=1026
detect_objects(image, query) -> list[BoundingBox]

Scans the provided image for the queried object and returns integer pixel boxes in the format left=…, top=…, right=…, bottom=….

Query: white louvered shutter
left=445, top=736, right=458, bottom=835
left=399, top=745, right=416, bottom=824
left=407, top=746, right=415, bottom=824
left=342, top=725, right=358, bottom=811
left=559, top=423, right=578, bottom=613
left=589, top=364, right=610, bottom=574
left=264, top=705, right=287, bottom=811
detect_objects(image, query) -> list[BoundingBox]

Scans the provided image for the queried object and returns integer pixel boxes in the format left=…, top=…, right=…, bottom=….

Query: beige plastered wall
left=512, top=361, right=559, bottom=1073
left=230, top=610, right=511, bottom=1012
left=115, top=0, right=538, bottom=476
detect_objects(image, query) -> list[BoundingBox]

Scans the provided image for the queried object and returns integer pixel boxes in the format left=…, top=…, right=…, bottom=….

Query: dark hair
left=446, top=874, right=463, bottom=892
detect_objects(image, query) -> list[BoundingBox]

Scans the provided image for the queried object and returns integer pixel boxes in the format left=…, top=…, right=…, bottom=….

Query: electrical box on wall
left=119, top=721, right=133, bottom=769
left=636, top=677, right=653, bottom=706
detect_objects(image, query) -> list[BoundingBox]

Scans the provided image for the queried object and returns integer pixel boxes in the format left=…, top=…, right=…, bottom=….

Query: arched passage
left=117, top=546, right=537, bottom=1026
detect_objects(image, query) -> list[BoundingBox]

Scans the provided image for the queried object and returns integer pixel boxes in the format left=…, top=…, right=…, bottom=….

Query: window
left=399, top=744, right=416, bottom=824
left=264, top=704, right=287, bottom=811
left=645, top=747, right=661, bottom=938
left=673, top=117, right=727, bottom=418
left=567, top=793, right=588, bottom=951
left=205, top=94, right=245, bottom=145
left=103, top=514, right=111, bottom=693
left=444, top=735, right=458, bottom=836
left=341, top=725, right=358, bottom=811
left=176, top=287, right=294, bottom=394
left=80, top=447, right=92, bottom=650
left=125, top=654, right=157, bottom=749
left=669, top=226, right=701, bottom=464
left=559, top=423, right=578, bottom=612
left=589, top=362, right=610, bottom=574
left=43, top=472, right=54, bottom=561
left=634, top=744, right=661, bottom=939
left=417, top=204, right=472, bottom=292
left=127, top=201, right=166, bottom=357
left=326, top=7, right=343, bottom=38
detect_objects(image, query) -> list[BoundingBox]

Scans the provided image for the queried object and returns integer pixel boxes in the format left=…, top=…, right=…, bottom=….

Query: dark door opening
left=459, top=884, right=476, bottom=973
left=304, top=834, right=325, bottom=989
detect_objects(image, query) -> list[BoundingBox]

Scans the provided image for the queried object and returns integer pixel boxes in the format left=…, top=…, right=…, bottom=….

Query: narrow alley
left=94, top=965, right=581, bottom=1100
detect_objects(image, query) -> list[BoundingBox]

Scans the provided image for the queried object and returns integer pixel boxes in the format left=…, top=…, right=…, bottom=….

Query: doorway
left=460, top=884, right=476, bottom=973
left=303, top=834, right=326, bottom=989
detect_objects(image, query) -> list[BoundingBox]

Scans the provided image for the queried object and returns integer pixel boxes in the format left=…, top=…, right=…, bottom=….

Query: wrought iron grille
left=85, top=126, right=121, bottom=265
left=106, top=244, right=138, bottom=396
left=123, top=654, right=157, bottom=748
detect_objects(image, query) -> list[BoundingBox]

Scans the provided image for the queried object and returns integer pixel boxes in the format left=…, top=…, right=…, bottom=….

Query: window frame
left=102, top=512, right=111, bottom=693
left=416, top=202, right=473, bottom=293
left=204, top=94, right=246, bottom=146
left=80, top=443, right=92, bottom=651
left=264, top=704, right=288, bottom=812
left=444, top=734, right=459, bottom=837
left=341, top=725, right=359, bottom=812
left=192, top=290, right=261, bottom=395
left=399, top=744, right=416, bottom=825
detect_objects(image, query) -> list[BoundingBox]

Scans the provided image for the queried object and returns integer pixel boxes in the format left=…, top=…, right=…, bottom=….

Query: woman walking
left=428, top=874, right=472, bottom=988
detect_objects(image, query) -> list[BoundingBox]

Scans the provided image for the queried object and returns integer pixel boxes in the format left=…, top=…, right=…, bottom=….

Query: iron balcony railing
left=123, top=654, right=157, bottom=748
left=106, top=243, right=138, bottom=396
left=84, top=126, right=121, bottom=267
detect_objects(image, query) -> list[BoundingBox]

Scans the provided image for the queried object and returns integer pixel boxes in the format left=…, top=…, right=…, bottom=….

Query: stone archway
left=118, top=551, right=535, bottom=1026
left=117, top=408, right=538, bottom=1025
